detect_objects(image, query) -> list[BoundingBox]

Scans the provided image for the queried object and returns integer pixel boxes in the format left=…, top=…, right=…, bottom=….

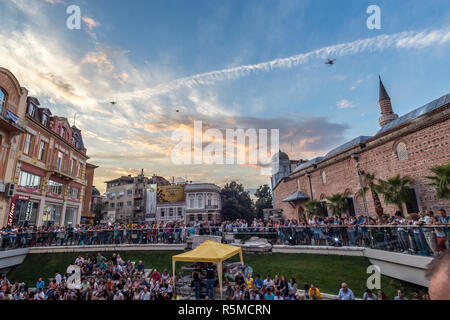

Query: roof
left=172, top=240, right=243, bottom=263
left=272, top=150, right=289, bottom=162
left=293, top=156, right=324, bottom=173
left=379, top=76, right=390, bottom=101
left=282, top=191, right=310, bottom=202
left=323, top=136, right=371, bottom=159
left=377, top=94, right=450, bottom=135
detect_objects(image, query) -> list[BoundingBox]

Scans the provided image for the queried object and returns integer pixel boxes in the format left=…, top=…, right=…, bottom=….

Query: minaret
left=378, top=76, right=398, bottom=127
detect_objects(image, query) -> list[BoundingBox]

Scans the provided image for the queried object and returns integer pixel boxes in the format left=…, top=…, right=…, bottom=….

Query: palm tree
left=304, top=200, right=326, bottom=217
left=425, top=162, right=450, bottom=200
left=374, top=174, right=412, bottom=216
left=325, top=193, right=348, bottom=217
left=363, top=172, right=384, bottom=218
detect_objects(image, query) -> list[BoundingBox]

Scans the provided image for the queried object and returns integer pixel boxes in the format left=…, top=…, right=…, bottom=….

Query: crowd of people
left=0, top=253, right=177, bottom=300
left=0, top=209, right=448, bottom=257
left=1, top=250, right=442, bottom=301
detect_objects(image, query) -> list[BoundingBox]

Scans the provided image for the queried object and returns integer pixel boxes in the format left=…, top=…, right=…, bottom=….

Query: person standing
left=192, top=268, right=202, bottom=300
left=205, top=263, right=215, bottom=300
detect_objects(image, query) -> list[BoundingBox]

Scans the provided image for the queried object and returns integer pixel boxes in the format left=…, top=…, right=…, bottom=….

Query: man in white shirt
left=263, top=274, right=274, bottom=290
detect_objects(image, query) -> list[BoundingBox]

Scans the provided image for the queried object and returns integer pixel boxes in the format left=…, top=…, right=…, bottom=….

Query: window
left=118, top=202, right=123, bottom=208
left=56, top=151, right=63, bottom=170
left=23, top=134, right=33, bottom=155
left=169, top=208, right=174, bottom=217
left=64, top=207, right=78, bottom=227
left=42, top=114, right=48, bottom=126
left=77, top=163, right=82, bottom=177
left=160, top=208, right=165, bottom=217
left=127, top=189, right=132, bottom=195
left=127, top=201, right=132, bottom=206
left=47, top=180, right=64, bottom=195
left=19, top=171, right=42, bottom=189
left=178, top=207, right=183, bottom=217
left=197, top=194, right=203, bottom=208
left=0, top=88, right=6, bottom=114
left=110, top=202, right=115, bottom=208
left=189, top=215, right=195, bottom=222
left=27, top=103, right=35, bottom=117
left=396, top=142, right=408, bottom=161
left=189, top=195, right=195, bottom=208
left=68, top=186, right=79, bottom=198
left=70, top=159, right=76, bottom=175
left=38, top=141, right=47, bottom=161
left=60, top=126, right=66, bottom=138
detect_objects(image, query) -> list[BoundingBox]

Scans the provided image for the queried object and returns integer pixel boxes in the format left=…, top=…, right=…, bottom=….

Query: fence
left=0, top=225, right=448, bottom=257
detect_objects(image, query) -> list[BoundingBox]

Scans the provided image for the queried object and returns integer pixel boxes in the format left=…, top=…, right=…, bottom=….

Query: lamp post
left=306, top=172, right=314, bottom=200
left=352, top=153, right=369, bottom=219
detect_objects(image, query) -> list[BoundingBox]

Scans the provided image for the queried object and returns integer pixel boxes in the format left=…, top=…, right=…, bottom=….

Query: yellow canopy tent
left=172, top=240, right=244, bottom=299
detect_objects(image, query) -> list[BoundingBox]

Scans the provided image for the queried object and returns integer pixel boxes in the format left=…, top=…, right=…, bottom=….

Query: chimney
left=378, top=76, right=398, bottom=127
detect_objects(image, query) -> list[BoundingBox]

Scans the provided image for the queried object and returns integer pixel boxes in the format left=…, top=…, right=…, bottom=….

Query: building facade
left=185, top=183, right=222, bottom=223
left=81, top=163, right=99, bottom=224
left=103, top=171, right=170, bottom=223
left=8, top=96, right=93, bottom=227
left=273, top=78, right=450, bottom=220
left=0, top=68, right=28, bottom=228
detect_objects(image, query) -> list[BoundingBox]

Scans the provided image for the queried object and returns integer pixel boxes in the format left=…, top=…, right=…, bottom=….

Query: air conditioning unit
left=5, top=183, right=16, bottom=198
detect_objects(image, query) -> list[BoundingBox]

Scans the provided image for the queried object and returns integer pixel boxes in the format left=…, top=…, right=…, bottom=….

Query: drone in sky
left=325, top=58, right=336, bottom=66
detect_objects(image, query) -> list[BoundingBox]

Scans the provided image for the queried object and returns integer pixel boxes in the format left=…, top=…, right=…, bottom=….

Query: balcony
left=48, top=164, right=74, bottom=180
left=133, top=205, right=144, bottom=212
left=134, top=193, right=143, bottom=199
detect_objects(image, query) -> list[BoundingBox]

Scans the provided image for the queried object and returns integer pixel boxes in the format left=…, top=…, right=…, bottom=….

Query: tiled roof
left=282, top=191, right=310, bottom=202
left=292, top=156, right=324, bottom=173
left=323, top=136, right=371, bottom=159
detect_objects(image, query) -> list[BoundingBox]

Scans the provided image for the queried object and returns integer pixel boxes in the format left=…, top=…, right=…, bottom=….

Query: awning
left=172, top=240, right=244, bottom=299
left=282, top=191, right=310, bottom=202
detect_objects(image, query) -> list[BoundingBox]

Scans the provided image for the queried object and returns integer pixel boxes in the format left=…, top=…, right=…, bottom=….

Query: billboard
left=157, top=185, right=185, bottom=203
left=145, top=184, right=157, bottom=221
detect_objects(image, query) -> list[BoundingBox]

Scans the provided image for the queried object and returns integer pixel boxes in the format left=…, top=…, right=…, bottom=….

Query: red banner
left=7, top=194, right=30, bottom=227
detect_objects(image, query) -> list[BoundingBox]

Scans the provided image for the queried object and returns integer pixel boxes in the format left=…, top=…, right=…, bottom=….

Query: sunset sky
left=1, top=0, right=449, bottom=193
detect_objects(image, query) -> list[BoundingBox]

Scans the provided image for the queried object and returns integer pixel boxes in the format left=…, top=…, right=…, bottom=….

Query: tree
left=254, top=184, right=273, bottom=219
left=304, top=200, right=326, bottom=217
left=374, top=174, right=413, bottom=216
left=326, top=193, right=349, bottom=217
left=93, top=202, right=106, bottom=221
left=425, top=162, right=450, bottom=200
left=220, top=181, right=255, bottom=221
left=362, top=172, right=384, bottom=218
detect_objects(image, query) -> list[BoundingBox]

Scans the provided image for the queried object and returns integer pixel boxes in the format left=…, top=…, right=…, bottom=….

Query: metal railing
left=0, top=225, right=448, bottom=257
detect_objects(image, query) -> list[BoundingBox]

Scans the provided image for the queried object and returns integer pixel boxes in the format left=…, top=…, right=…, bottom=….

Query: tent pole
left=172, top=259, right=176, bottom=296
left=239, top=250, right=243, bottom=265
left=218, top=261, right=223, bottom=300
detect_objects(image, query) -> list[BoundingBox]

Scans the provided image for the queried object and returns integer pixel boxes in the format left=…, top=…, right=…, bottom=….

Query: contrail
left=115, top=27, right=450, bottom=102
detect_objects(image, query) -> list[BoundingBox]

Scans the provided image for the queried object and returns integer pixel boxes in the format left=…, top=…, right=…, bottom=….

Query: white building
left=185, top=183, right=221, bottom=223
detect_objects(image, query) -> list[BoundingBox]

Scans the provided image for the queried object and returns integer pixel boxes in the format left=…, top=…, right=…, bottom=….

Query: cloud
left=82, top=17, right=100, bottom=31
left=337, top=99, right=355, bottom=109
left=350, top=79, right=363, bottom=91
left=114, top=27, right=450, bottom=102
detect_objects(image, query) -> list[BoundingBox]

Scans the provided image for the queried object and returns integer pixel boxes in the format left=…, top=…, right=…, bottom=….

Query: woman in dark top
left=192, top=269, right=202, bottom=300
left=279, top=275, right=288, bottom=297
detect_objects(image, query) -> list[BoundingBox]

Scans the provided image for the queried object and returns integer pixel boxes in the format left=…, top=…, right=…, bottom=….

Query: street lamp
left=352, top=153, right=369, bottom=219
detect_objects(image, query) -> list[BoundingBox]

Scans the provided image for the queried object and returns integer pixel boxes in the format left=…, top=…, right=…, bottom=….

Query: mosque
left=271, top=77, right=450, bottom=220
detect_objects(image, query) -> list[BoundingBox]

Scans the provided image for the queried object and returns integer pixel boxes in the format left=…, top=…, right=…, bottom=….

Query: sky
left=0, top=0, right=449, bottom=193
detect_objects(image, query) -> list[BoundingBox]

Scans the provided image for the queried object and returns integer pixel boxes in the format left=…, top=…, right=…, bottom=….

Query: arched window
left=0, top=88, right=6, bottom=114
left=396, top=142, right=408, bottom=160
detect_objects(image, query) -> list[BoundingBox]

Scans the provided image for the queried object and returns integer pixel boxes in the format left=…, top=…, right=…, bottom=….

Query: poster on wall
left=157, top=185, right=185, bottom=203
left=145, top=184, right=157, bottom=221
